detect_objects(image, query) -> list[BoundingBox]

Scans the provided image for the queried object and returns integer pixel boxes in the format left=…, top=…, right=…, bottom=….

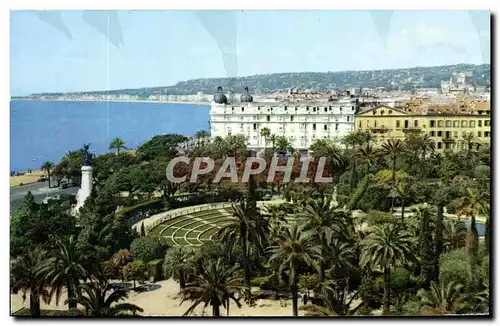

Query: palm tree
left=182, top=258, right=243, bottom=316
left=260, top=127, right=271, bottom=152
left=300, top=284, right=361, bottom=316
left=163, top=247, right=193, bottom=294
left=41, top=161, right=55, bottom=188
left=360, top=223, right=414, bottom=315
left=217, top=202, right=267, bottom=303
left=275, top=136, right=294, bottom=155
left=309, top=139, right=343, bottom=171
left=195, top=130, right=210, bottom=148
left=11, top=247, right=51, bottom=316
left=418, top=280, right=465, bottom=314
left=419, top=134, right=435, bottom=159
left=443, top=220, right=467, bottom=251
left=268, top=222, right=322, bottom=316
left=301, top=197, right=346, bottom=281
left=352, top=143, right=378, bottom=176
left=269, top=134, right=279, bottom=152
left=380, top=139, right=406, bottom=212
left=40, top=235, right=88, bottom=309
left=67, top=281, right=143, bottom=316
left=109, top=138, right=127, bottom=155
left=461, top=132, right=477, bottom=156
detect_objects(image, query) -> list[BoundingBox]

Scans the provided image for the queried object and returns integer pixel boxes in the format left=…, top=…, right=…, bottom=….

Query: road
left=10, top=181, right=79, bottom=212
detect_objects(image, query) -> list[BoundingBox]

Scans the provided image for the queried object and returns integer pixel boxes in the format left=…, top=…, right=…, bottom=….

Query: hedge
left=147, top=259, right=164, bottom=281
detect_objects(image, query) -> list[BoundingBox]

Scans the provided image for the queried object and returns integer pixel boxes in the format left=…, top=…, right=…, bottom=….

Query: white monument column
left=75, top=145, right=93, bottom=212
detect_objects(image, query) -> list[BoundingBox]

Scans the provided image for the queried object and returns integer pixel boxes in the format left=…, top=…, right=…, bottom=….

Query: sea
left=10, top=100, right=210, bottom=172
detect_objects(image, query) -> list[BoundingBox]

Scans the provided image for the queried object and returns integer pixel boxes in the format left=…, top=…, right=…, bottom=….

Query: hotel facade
left=209, top=87, right=358, bottom=153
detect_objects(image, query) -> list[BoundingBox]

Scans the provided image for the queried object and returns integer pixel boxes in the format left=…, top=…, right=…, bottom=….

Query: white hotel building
left=209, top=87, right=359, bottom=154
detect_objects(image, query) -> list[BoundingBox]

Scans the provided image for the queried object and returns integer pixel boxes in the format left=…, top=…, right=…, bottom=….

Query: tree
left=309, top=139, right=343, bottom=174
left=195, top=130, right=210, bottom=148
left=461, top=132, right=477, bottom=156
left=68, top=281, right=143, bottom=316
left=217, top=201, right=267, bottom=304
left=130, top=237, right=168, bottom=263
left=360, top=223, right=414, bottom=315
left=182, top=258, right=243, bottom=317
left=300, top=284, right=362, bottom=316
left=40, top=235, right=88, bottom=309
left=418, top=281, right=465, bottom=314
left=416, top=205, right=434, bottom=287
left=260, top=127, right=271, bottom=152
left=275, top=136, right=294, bottom=154
left=163, top=247, right=193, bottom=293
left=380, top=139, right=406, bottom=212
left=11, top=247, right=51, bottom=316
left=268, top=222, right=322, bottom=316
left=352, top=143, right=378, bottom=176
left=111, top=249, right=132, bottom=281
left=41, top=161, right=55, bottom=188
left=301, top=197, right=346, bottom=282
left=443, top=220, right=467, bottom=251
left=109, top=137, right=127, bottom=155
left=123, top=261, right=147, bottom=289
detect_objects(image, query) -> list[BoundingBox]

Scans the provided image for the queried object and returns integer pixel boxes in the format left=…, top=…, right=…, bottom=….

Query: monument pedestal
left=75, top=165, right=93, bottom=212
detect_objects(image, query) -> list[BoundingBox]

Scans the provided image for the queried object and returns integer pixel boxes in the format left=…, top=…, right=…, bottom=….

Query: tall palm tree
left=163, top=247, right=193, bottom=294
left=40, top=235, right=88, bottom=309
left=217, top=202, right=267, bottom=303
left=380, top=139, right=406, bottom=212
left=352, top=143, right=378, bottom=176
left=269, top=134, right=279, bottom=152
left=11, top=247, right=51, bottom=316
left=260, top=127, right=271, bottom=152
left=360, top=223, right=414, bottom=315
left=67, top=281, right=143, bottom=316
left=41, top=161, right=55, bottom=188
left=418, top=280, right=465, bottom=314
left=309, top=139, right=343, bottom=171
left=182, top=258, right=243, bottom=316
left=268, top=222, right=322, bottom=316
left=109, top=138, right=127, bottom=155
left=301, top=197, right=346, bottom=282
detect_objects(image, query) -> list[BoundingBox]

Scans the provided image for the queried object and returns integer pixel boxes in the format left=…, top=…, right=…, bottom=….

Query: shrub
left=439, top=248, right=469, bottom=286
left=251, top=276, right=270, bottom=288
left=299, top=274, right=319, bottom=294
left=130, top=237, right=168, bottom=263
left=123, top=260, right=147, bottom=289
left=147, top=259, right=164, bottom=281
left=391, top=268, right=411, bottom=291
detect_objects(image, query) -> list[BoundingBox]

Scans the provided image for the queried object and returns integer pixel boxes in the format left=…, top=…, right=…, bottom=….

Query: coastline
left=11, top=98, right=210, bottom=106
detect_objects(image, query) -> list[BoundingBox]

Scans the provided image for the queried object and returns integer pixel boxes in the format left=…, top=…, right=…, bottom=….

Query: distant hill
left=26, top=63, right=490, bottom=98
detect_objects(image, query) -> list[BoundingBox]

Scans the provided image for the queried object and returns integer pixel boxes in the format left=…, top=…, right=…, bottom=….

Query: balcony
left=370, top=127, right=389, bottom=134
left=402, top=127, right=422, bottom=134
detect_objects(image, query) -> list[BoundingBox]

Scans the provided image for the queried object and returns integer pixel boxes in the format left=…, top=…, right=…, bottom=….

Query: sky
left=10, top=10, right=490, bottom=95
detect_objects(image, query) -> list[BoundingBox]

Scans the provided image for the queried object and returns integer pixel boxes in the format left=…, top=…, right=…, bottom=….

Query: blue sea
left=10, top=100, right=210, bottom=172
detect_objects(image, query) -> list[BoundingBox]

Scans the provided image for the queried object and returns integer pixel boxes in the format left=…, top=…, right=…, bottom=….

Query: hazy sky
left=10, top=10, right=490, bottom=95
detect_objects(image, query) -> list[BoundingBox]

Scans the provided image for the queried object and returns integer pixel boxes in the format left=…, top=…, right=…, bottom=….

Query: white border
left=2, top=1, right=498, bottom=326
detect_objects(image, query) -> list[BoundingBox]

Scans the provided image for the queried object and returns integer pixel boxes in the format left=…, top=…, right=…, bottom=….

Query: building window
left=336, top=123, right=339, bottom=131
left=359, top=121, right=362, bottom=128
left=253, top=123, right=257, bottom=131
left=381, top=110, right=385, bottom=115
left=478, top=131, right=482, bottom=137
left=324, top=107, right=327, bottom=112
left=485, top=131, right=490, bottom=137
left=478, top=120, right=482, bottom=127
left=324, top=125, right=328, bottom=131
left=485, top=120, right=490, bottom=126
left=389, top=110, right=392, bottom=114
left=445, top=121, right=451, bottom=128
left=374, top=120, right=377, bottom=127
left=437, top=131, right=442, bottom=137
left=372, top=110, right=376, bottom=115
left=347, top=116, right=350, bottom=122
left=313, top=123, right=316, bottom=131
left=430, top=131, right=435, bottom=137
left=414, top=120, right=419, bottom=127
left=404, top=120, right=409, bottom=128
left=453, top=121, right=459, bottom=127
left=454, top=131, right=458, bottom=137
left=430, top=120, right=436, bottom=128
left=241, top=107, right=244, bottom=112
left=438, top=120, right=444, bottom=127
left=438, top=142, right=443, bottom=149
left=267, top=115, right=270, bottom=122
left=461, top=121, right=467, bottom=127
left=291, top=116, right=294, bottom=122
left=469, top=121, right=475, bottom=128
left=396, top=120, right=400, bottom=128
